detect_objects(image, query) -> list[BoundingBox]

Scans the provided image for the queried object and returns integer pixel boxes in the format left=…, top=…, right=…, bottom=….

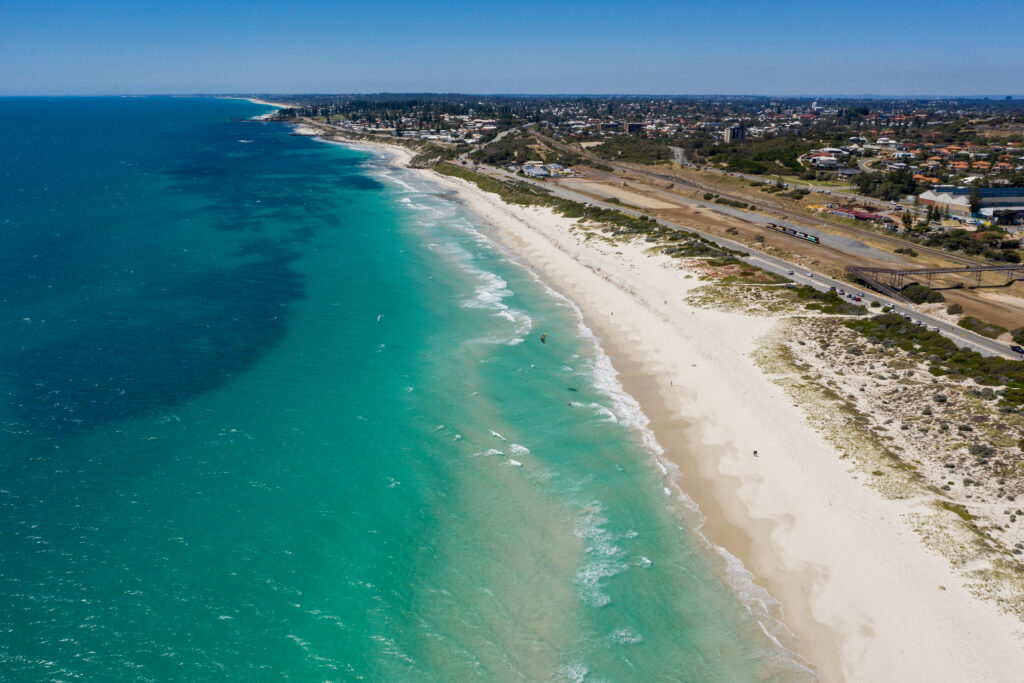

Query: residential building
left=723, top=124, right=746, bottom=143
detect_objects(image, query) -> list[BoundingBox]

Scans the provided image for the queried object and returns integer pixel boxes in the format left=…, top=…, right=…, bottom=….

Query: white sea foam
left=572, top=504, right=629, bottom=608
left=586, top=402, right=618, bottom=423
left=509, top=443, right=530, bottom=457
left=463, top=269, right=511, bottom=309
left=562, top=663, right=588, bottom=683
left=374, top=170, right=418, bottom=193
left=489, top=429, right=506, bottom=441
left=507, top=459, right=523, bottom=467
left=611, top=627, right=644, bottom=645
left=397, top=196, right=442, bottom=214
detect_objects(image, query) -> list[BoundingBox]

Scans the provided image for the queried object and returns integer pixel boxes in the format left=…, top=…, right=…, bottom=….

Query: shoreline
left=317, top=133, right=1024, bottom=680
left=222, top=97, right=293, bottom=118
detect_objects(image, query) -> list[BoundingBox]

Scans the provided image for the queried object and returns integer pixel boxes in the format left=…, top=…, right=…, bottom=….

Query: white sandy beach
left=225, top=97, right=293, bottom=118
left=340, top=139, right=1024, bottom=681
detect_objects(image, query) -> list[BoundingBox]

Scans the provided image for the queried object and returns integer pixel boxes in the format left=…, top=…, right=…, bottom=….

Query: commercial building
left=917, top=185, right=1024, bottom=216
left=522, top=164, right=549, bottom=178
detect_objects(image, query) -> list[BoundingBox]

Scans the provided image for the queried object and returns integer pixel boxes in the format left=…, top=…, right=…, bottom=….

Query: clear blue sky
left=2, top=0, right=1022, bottom=96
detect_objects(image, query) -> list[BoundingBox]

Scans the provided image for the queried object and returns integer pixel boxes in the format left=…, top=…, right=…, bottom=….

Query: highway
left=464, top=160, right=1017, bottom=359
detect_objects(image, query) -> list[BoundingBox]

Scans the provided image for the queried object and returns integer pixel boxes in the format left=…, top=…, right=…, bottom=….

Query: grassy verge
left=958, top=316, right=1008, bottom=340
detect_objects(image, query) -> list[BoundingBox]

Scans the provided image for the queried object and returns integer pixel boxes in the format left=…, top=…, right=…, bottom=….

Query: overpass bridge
left=846, top=263, right=1024, bottom=301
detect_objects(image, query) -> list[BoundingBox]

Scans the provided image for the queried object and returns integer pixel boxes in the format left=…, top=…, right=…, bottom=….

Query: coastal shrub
left=946, top=303, right=963, bottom=315
left=700, top=135, right=812, bottom=173
left=968, top=443, right=995, bottom=459
left=901, top=283, right=945, bottom=304
left=714, top=197, right=749, bottom=209
left=933, top=394, right=948, bottom=403
left=702, top=192, right=714, bottom=200
left=966, top=387, right=996, bottom=400
left=793, top=286, right=866, bottom=315
left=844, top=313, right=1024, bottom=409
left=590, top=137, right=672, bottom=164
left=434, top=163, right=678, bottom=249
left=957, top=316, right=1008, bottom=340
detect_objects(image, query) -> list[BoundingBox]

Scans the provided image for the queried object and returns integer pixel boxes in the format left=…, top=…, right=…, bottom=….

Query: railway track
left=532, top=131, right=985, bottom=269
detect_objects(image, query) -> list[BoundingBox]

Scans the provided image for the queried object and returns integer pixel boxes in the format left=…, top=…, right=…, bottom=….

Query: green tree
left=902, top=211, right=913, bottom=231
left=969, top=187, right=982, bottom=215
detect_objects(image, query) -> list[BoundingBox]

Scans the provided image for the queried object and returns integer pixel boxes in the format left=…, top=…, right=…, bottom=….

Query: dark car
left=1012, top=345, right=1024, bottom=355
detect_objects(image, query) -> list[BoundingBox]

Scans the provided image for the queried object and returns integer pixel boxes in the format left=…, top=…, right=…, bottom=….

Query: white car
left=806, top=272, right=814, bottom=278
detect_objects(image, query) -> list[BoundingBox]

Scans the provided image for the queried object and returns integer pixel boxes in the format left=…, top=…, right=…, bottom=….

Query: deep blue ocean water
left=0, top=97, right=811, bottom=680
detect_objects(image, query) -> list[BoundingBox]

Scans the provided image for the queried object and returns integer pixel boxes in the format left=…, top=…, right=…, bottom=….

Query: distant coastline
left=220, top=96, right=293, bottom=112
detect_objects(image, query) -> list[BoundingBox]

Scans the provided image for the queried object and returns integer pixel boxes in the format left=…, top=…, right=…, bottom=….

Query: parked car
left=1012, top=345, right=1024, bottom=355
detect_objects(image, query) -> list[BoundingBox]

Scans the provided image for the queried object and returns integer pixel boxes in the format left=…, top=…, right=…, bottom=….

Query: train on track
left=764, top=222, right=820, bottom=244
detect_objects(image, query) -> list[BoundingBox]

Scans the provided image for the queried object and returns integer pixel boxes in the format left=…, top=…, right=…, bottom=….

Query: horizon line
left=1, top=92, right=1022, bottom=101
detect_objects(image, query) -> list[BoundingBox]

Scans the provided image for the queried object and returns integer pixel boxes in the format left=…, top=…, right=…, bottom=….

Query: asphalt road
left=467, top=162, right=1017, bottom=359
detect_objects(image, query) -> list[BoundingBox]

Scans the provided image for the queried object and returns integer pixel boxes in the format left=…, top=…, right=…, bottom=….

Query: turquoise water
left=0, top=97, right=811, bottom=680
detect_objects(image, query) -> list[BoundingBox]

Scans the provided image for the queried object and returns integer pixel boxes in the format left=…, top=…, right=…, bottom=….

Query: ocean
left=0, top=97, right=811, bottom=680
